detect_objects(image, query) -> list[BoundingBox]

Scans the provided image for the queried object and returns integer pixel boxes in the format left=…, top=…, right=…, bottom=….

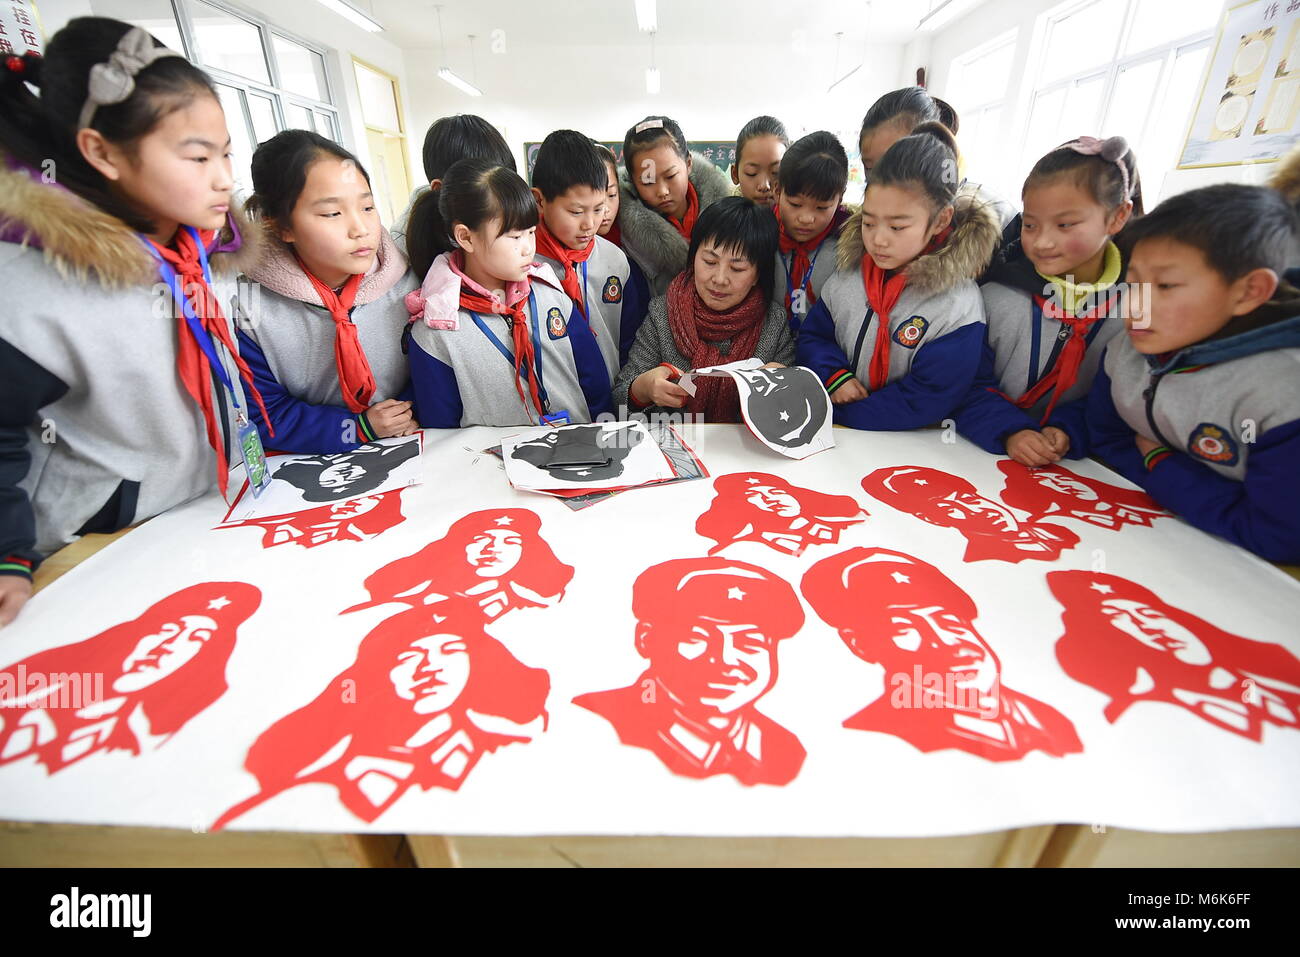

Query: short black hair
left=735, top=115, right=789, bottom=165
left=421, top=113, right=515, bottom=181
left=532, top=129, right=608, bottom=200
left=1122, top=183, right=1298, bottom=280
left=622, top=115, right=689, bottom=180
left=778, top=131, right=848, bottom=203
left=687, top=196, right=780, bottom=304
left=247, top=129, right=370, bottom=226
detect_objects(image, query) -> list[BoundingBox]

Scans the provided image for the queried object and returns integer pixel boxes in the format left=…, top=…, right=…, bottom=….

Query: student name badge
left=541, top=410, right=571, bottom=427
left=236, top=410, right=271, bottom=496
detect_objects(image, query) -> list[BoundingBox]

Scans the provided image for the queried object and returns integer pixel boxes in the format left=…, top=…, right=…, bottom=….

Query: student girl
left=406, top=158, right=611, bottom=427
left=595, top=141, right=652, bottom=334
left=731, top=115, right=789, bottom=208
left=858, top=87, right=1017, bottom=231
left=530, top=130, right=646, bottom=375
left=953, top=136, right=1141, bottom=465
left=615, top=115, right=734, bottom=297
left=796, top=123, right=1000, bottom=431
left=399, top=114, right=516, bottom=275
left=773, top=131, right=852, bottom=332
left=613, top=196, right=794, bottom=422
left=0, top=18, right=267, bottom=624
left=237, top=130, right=420, bottom=454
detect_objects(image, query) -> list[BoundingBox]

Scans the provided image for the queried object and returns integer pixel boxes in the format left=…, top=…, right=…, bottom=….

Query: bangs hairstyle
left=1120, top=183, right=1297, bottom=281
left=870, top=121, right=960, bottom=218
left=860, top=86, right=959, bottom=142
left=407, top=114, right=515, bottom=276
left=438, top=157, right=538, bottom=253
left=532, top=129, right=608, bottom=200
left=1024, top=137, right=1145, bottom=216
left=687, top=196, right=780, bottom=304
left=778, top=131, right=848, bottom=203
left=0, top=17, right=217, bottom=234
left=422, top=113, right=515, bottom=182
left=622, top=115, right=689, bottom=180
left=735, top=115, right=790, bottom=162
left=245, top=129, right=370, bottom=227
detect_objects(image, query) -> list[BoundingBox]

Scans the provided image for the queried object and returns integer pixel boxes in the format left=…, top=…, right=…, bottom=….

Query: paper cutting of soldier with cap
left=861, top=466, right=1080, bottom=563
left=343, top=508, right=574, bottom=623
left=802, top=549, right=1082, bottom=762
left=1047, top=571, right=1300, bottom=741
left=0, top=583, right=260, bottom=774
left=271, top=438, right=421, bottom=503
left=681, top=360, right=833, bottom=459
left=508, top=422, right=644, bottom=483
left=996, top=461, right=1168, bottom=532
left=222, top=490, right=408, bottom=550
left=696, top=472, right=867, bottom=557
left=212, top=606, right=550, bottom=829
left=573, top=558, right=807, bottom=786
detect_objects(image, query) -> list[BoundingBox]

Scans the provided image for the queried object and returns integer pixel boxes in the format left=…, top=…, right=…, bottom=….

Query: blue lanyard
left=468, top=289, right=550, bottom=415
left=581, top=259, right=588, bottom=317
left=140, top=226, right=241, bottom=409
left=782, top=242, right=823, bottom=310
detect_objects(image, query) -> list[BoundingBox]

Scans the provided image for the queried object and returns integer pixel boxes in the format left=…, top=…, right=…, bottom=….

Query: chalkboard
left=525, top=140, right=737, bottom=183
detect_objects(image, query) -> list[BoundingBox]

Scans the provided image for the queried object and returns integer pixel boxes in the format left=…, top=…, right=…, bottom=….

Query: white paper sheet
left=2, top=426, right=1298, bottom=838
left=499, top=421, right=676, bottom=492
left=679, top=359, right=834, bottom=459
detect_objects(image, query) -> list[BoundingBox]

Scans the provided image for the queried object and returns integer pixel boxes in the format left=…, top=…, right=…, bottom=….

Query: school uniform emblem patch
left=892, top=315, right=929, bottom=349
left=602, top=275, right=623, bottom=303
left=546, top=306, right=567, bottom=339
left=1187, top=423, right=1239, bottom=466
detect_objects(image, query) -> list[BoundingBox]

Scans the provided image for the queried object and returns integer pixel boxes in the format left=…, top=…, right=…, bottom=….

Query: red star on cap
left=891, top=571, right=910, bottom=584
left=727, top=587, right=746, bottom=600
left=494, top=516, right=514, bottom=525
left=1090, top=582, right=1114, bottom=594
left=208, top=596, right=231, bottom=610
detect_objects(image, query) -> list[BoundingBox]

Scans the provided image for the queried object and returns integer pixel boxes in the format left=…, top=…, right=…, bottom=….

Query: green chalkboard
left=525, top=140, right=736, bottom=183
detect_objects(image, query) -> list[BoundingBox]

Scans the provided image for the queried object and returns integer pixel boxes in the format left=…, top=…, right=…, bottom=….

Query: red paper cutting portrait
left=861, top=465, right=1080, bottom=563
left=213, top=605, right=550, bottom=828
left=802, top=548, right=1082, bottom=761
left=343, top=508, right=574, bottom=622
left=1047, top=571, right=1300, bottom=741
left=574, top=557, right=806, bottom=786
left=0, top=583, right=259, bottom=773
left=695, top=472, right=867, bottom=557
left=996, top=461, right=1168, bottom=531
left=223, top=490, right=408, bottom=549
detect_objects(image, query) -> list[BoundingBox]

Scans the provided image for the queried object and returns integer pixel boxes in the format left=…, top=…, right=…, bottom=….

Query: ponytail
left=871, top=120, right=961, bottom=217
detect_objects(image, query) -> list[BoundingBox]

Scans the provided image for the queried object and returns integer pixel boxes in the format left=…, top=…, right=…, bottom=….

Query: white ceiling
left=357, top=0, right=965, bottom=51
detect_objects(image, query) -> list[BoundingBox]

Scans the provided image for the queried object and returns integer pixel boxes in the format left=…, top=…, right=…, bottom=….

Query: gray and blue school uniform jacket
left=536, top=234, right=648, bottom=376
left=776, top=205, right=851, bottom=334
left=1085, top=284, right=1300, bottom=563
left=407, top=253, right=612, bottom=427
left=953, top=239, right=1125, bottom=456
left=615, top=150, right=734, bottom=297
left=235, top=225, right=418, bottom=453
left=0, top=154, right=259, bottom=575
left=795, top=194, right=1001, bottom=431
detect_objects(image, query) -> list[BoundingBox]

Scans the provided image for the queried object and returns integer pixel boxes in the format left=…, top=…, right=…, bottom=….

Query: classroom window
left=92, top=0, right=346, bottom=192
left=1020, top=0, right=1220, bottom=202
left=353, top=59, right=412, bottom=228
left=946, top=30, right=1018, bottom=202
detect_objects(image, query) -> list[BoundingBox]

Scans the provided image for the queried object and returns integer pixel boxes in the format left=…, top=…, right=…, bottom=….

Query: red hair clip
left=5, top=55, right=25, bottom=74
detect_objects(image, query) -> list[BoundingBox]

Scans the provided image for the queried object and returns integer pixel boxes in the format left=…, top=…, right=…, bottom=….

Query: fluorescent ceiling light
left=635, top=0, right=656, bottom=33
left=645, top=66, right=660, bottom=94
left=917, top=0, right=981, bottom=33
left=314, top=0, right=383, bottom=33
left=439, top=67, right=482, bottom=97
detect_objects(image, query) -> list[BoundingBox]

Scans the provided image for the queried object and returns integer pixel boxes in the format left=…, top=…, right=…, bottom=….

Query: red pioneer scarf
left=534, top=219, right=595, bottom=318
left=665, top=182, right=700, bottom=241
left=1015, top=292, right=1114, bottom=422
left=860, top=225, right=952, bottom=391
left=146, top=228, right=273, bottom=497
left=776, top=205, right=840, bottom=311
left=458, top=279, right=545, bottom=422
left=296, top=257, right=373, bottom=413
left=666, top=268, right=767, bottom=423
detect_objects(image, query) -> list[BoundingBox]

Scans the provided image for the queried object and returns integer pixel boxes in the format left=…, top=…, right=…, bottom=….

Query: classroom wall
left=402, top=34, right=903, bottom=181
